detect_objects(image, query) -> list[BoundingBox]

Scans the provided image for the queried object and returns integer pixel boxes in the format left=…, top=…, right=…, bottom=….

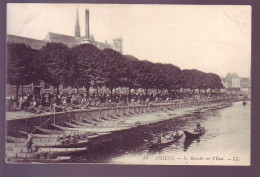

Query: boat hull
left=184, top=130, right=205, bottom=139
left=150, top=134, right=183, bottom=148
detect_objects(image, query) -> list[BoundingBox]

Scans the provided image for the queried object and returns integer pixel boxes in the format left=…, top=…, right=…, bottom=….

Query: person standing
left=26, top=135, right=33, bottom=153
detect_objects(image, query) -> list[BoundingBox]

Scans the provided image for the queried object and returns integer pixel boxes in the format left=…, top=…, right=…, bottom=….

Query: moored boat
left=36, top=147, right=87, bottom=155
left=33, top=156, right=71, bottom=163
left=82, top=118, right=96, bottom=124
left=7, top=155, right=71, bottom=163
left=150, top=134, right=183, bottom=148
left=52, top=123, right=130, bottom=133
left=72, top=120, right=92, bottom=126
left=184, top=129, right=205, bottom=139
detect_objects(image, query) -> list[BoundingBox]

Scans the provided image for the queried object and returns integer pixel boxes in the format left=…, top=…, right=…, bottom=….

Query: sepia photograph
left=6, top=4, right=251, bottom=165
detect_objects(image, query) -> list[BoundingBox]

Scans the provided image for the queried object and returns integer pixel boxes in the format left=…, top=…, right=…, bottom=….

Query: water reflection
left=183, top=137, right=200, bottom=152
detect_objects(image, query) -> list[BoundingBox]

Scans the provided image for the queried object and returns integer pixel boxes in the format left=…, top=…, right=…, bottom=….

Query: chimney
left=85, top=9, right=90, bottom=40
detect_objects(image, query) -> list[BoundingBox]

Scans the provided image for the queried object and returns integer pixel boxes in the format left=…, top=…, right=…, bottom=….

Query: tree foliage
left=69, top=44, right=103, bottom=94
left=38, top=43, right=70, bottom=93
left=7, top=43, right=39, bottom=98
left=7, top=42, right=224, bottom=96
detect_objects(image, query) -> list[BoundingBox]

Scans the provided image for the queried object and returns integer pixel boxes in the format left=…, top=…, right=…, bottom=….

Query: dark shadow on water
left=183, top=137, right=201, bottom=152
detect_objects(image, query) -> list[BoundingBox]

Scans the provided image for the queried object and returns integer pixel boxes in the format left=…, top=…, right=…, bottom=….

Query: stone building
left=7, top=8, right=123, bottom=51
left=6, top=9, right=123, bottom=97
left=222, top=73, right=251, bottom=93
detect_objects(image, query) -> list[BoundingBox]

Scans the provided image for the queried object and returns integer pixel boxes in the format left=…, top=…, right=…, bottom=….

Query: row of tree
left=7, top=42, right=223, bottom=98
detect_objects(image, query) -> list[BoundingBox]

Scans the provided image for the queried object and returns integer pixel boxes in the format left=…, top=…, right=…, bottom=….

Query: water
left=71, top=101, right=250, bottom=165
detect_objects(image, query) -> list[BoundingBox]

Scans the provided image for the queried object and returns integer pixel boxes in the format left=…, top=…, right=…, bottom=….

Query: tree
left=69, top=44, right=103, bottom=95
left=123, top=55, right=140, bottom=92
left=180, top=69, right=194, bottom=90
left=156, top=63, right=181, bottom=91
left=7, top=43, right=38, bottom=99
left=38, top=43, right=70, bottom=94
left=207, top=73, right=224, bottom=90
left=134, top=60, right=154, bottom=93
left=101, top=48, right=128, bottom=95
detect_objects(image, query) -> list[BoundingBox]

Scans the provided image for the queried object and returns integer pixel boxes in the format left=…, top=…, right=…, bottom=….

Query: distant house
left=222, top=73, right=251, bottom=94
left=223, top=73, right=240, bottom=89
left=240, top=78, right=251, bottom=92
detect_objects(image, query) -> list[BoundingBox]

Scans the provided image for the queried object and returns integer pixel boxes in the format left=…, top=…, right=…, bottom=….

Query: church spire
left=75, top=8, right=81, bottom=38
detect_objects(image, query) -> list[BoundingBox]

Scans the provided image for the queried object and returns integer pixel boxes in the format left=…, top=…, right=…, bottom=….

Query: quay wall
left=6, top=98, right=232, bottom=136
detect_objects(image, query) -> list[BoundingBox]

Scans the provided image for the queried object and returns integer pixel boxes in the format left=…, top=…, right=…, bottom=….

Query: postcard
left=6, top=4, right=251, bottom=165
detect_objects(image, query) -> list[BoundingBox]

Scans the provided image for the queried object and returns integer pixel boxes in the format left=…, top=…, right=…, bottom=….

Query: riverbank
left=6, top=97, right=236, bottom=163
left=6, top=97, right=234, bottom=136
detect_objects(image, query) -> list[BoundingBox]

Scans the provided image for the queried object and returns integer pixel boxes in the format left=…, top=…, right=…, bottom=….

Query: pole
left=53, top=104, right=56, bottom=125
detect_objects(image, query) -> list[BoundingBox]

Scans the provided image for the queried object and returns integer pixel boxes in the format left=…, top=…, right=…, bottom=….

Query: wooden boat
left=37, top=147, right=87, bottom=155
left=7, top=155, right=71, bottom=163
left=184, top=129, right=206, bottom=139
left=33, top=156, right=71, bottom=163
left=109, top=115, right=120, bottom=119
left=19, top=130, right=75, bottom=139
left=7, top=137, right=89, bottom=148
left=65, top=121, right=133, bottom=129
left=51, top=124, right=88, bottom=132
left=6, top=136, right=27, bottom=143
left=150, top=134, right=183, bottom=148
left=72, top=120, right=93, bottom=126
left=19, top=130, right=107, bottom=139
left=82, top=118, right=96, bottom=124
left=33, top=127, right=67, bottom=134
left=100, top=116, right=112, bottom=120
left=6, top=151, right=35, bottom=159
left=193, top=111, right=201, bottom=114
left=40, top=138, right=90, bottom=148
left=7, top=135, right=62, bottom=143
left=64, top=122, right=88, bottom=128
left=94, top=118, right=103, bottom=122
left=52, top=124, right=130, bottom=133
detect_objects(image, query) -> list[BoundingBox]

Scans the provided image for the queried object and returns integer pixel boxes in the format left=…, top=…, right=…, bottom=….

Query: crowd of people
left=6, top=90, right=227, bottom=114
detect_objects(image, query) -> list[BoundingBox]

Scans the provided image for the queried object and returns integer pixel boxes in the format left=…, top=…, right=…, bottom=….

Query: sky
left=7, top=4, right=251, bottom=78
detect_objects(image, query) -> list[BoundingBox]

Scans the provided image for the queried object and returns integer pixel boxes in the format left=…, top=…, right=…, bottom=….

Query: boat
left=33, top=156, right=71, bottom=163
left=109, top=115, right=120, bottom=119
left=52, top=123, right=130, bottom=133
left=184, top=129, right=206, bottom=139
left=36, top=147, right=87, bottom=155
left=7, top=137, right=89, bottom=148
left=33, top=127, right=67, bottom=134
left=72, top=120, right=93, bottom=126
left=19, top=130, right=107, bottom=139
left=7, top=135, right=63, bottom=143
left=64, top=122, right=88, bottom=128
left=150, top=134, right=183, bottom=148
left=94, top=118, right=103, bottom=122
left=19, top=130, right=64, bottom=138
left=100, top=116, right=112, bottom=120
left=6, top=136, right=27, bottom=143
left=7, top=155, right=71, bottom=163
left=51, top=124, right=88, bottom=132
left=65, top=121, right=133, bottom=129
left=82, top=118, right=96, bottom=124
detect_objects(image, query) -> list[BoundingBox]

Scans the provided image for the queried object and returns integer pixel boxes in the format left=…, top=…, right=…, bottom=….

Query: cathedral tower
left=75, top=8, right=81, bottom=38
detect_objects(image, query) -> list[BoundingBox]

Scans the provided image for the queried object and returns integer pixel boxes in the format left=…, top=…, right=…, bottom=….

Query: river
left=71, top=101, right=250, bottom=165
